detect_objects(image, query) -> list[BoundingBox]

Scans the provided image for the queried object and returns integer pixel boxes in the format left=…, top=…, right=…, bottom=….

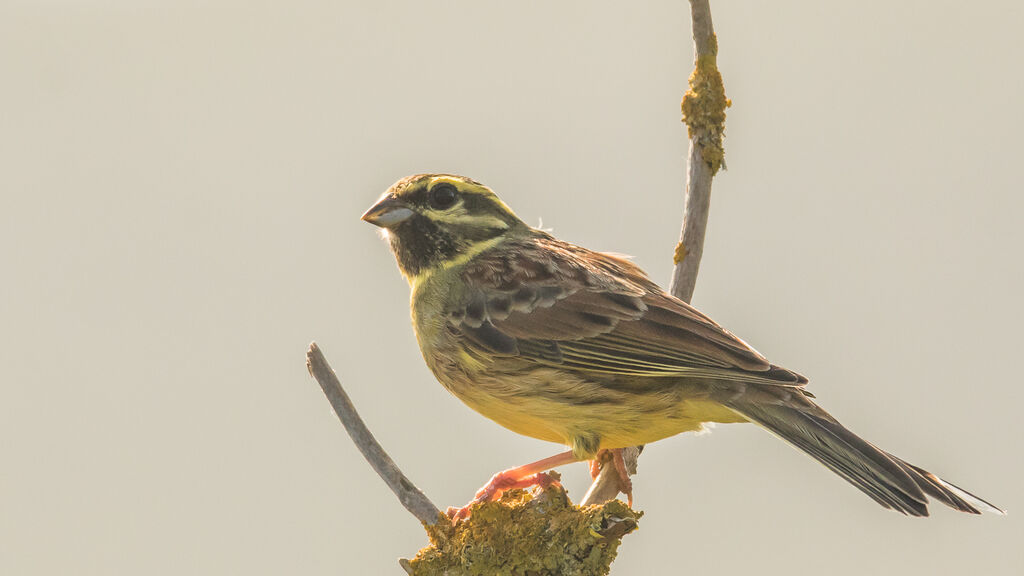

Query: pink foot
left=446, top=471, right=562, bottom=522
left=589, top=452, right=606, bottom=480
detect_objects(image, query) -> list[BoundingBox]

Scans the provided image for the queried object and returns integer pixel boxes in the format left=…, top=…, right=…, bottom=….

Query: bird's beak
left=361, top=195, right=414, bottom=228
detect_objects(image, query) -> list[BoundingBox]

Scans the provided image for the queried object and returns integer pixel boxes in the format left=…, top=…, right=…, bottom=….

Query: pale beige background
left=2, top=1, right=1021, bottom=574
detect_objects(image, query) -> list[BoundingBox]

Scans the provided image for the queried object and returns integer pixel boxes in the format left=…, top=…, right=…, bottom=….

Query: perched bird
left=362, top=173, right=1003, bottom=520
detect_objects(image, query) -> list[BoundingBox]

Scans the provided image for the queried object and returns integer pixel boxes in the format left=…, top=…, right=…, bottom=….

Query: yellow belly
left=411, top=279, right=747, bottom=459
left=441, top=364, right=747, bottom=459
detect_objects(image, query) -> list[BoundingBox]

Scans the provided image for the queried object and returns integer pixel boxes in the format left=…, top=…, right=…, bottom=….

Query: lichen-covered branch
left=678, top=1, right=729, bottom=179
left=306, top=342, right=443, bottom=526
left=672, top=0, right=728, bottom=301
left=582, top=0, right=728, bottom=507
left=408, top=487, right=641, bottom=576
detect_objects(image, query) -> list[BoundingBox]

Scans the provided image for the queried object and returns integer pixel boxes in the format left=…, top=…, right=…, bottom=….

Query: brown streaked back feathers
left=447, top=233, right=807, bottom=386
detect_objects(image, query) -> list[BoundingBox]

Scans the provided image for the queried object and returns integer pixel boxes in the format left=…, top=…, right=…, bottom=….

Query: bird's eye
left=428, top=183, right=458, bottom=210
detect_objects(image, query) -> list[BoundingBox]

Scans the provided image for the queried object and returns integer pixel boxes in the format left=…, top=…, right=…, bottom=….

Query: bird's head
left=362, top=174, right=527, bottom=281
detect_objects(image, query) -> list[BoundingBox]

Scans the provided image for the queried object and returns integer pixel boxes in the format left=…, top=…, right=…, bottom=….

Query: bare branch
left=306, top=342, right=442, bottom=525
left=581, top=0, right=727, bottom=507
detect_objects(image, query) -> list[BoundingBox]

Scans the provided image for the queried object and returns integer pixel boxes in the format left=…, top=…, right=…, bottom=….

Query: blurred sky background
left=2, top=1, right=1022, bottom=574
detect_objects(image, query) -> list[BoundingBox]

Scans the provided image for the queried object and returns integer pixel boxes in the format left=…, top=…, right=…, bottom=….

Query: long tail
left=720, top=387, right=1004, bottom=516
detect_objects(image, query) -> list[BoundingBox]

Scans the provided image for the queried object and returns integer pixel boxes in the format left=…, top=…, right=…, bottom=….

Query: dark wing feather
left=448, top=235, right=806, bottom=386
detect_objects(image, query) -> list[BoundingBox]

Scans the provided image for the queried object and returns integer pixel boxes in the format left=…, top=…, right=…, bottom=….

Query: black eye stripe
left=428, top=183, right=458, bottom=210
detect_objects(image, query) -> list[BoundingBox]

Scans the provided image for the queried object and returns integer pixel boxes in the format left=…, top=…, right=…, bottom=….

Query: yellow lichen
left=408, top=486, right=641, bottom=576
left=681, top=33, right=731, bottom=174
left=673, top=241, right=688, bottom=265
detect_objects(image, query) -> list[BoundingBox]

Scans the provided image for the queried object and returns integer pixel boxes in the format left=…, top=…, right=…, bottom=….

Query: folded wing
left=449, top=235, right=806, bottom=386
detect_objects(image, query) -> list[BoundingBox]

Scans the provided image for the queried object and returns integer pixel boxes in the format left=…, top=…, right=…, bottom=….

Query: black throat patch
left=389, top=213, right=461, bottom=278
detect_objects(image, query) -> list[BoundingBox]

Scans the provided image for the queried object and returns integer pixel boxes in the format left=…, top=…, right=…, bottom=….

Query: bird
left=361, top=173, right=1003, bottom=520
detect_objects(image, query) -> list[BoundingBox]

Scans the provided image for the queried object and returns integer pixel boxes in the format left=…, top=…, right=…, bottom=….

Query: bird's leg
left=447, top=450, right=580, bottom=521
left=590, top=449, right=611, bottom=479
left=587, top=448, right=633, bottom=506
left=610, top=448, right=633, bottom=507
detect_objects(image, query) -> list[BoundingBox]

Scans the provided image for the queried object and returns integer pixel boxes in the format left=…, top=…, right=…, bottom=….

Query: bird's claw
left=446, top=471, right=562, bottom=523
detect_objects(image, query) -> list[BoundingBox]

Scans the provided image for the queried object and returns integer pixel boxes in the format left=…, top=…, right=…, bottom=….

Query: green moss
left=408, top=486, right=641, bottom=576
left=681, top=33, right=731, bottom=174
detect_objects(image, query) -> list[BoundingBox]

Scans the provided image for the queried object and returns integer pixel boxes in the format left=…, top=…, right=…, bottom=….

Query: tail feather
left=893, top=457, right=1005, bottom=515
left=722, top=389, right=1003, bottom=516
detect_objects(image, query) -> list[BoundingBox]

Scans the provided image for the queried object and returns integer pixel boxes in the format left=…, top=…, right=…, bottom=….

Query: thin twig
left=581, top=0, right=726, bottom=507
left=306, top=342, right=442, bottom=525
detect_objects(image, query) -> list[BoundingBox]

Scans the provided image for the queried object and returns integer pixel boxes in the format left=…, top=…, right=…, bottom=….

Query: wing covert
left=447, top=235, right=806, bottom=386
